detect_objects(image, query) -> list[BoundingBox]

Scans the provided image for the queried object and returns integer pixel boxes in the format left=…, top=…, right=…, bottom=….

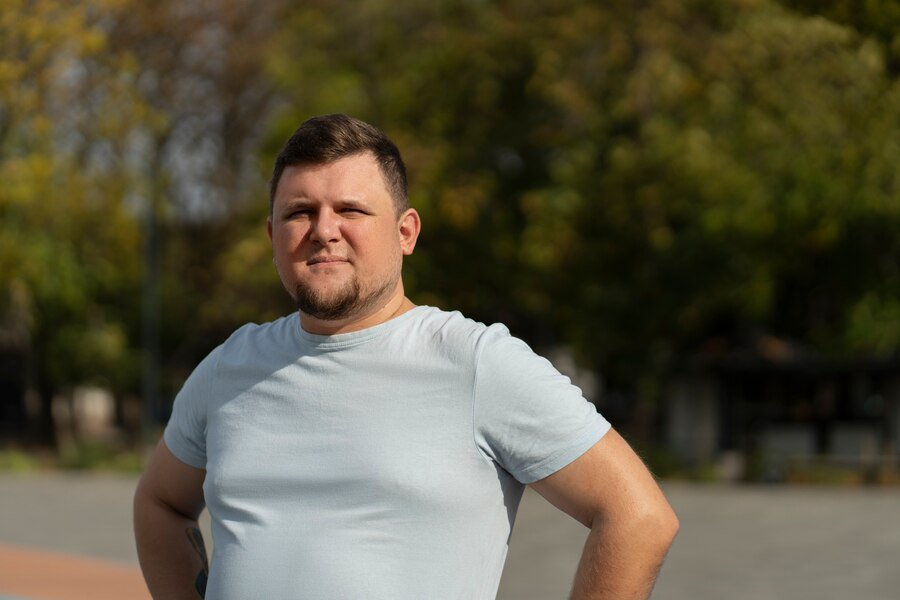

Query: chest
left=202, top=369, right=493, bottom=522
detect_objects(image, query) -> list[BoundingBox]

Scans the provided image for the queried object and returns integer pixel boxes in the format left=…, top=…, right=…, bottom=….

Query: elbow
left=133, top=474, right=153, bottom=514
left=133, top=476, right=146, bottom=513
left=661, top=507, right=680, bottom=545
left=647, top=504, right=679, bottom=553
left=591, top=502, right=679, bottom=549
left=626, top=503, right=680, bottom=554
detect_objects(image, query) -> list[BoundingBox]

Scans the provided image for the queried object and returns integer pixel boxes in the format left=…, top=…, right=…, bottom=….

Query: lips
left=307, top=255, right=349, bottom=265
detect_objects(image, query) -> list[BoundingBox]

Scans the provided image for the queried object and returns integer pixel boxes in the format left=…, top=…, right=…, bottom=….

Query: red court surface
left=0, top=543, right=150, bottom=600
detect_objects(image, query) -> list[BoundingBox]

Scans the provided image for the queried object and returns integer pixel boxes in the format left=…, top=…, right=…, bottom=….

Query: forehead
left=273, top=152, right=391, bottom=209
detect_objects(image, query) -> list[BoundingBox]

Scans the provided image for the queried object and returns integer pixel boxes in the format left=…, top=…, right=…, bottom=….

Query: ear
left=397, top=208, right=421, bottom=256
left=267, top=215, right=273, bottom=242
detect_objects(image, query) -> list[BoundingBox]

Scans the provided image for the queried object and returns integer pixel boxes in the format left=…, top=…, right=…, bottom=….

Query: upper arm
left=528, top=427, right=678, bottom=532
left=135, top=437, right=207, bottom=520
left=473, top=325, right=613, bottom=483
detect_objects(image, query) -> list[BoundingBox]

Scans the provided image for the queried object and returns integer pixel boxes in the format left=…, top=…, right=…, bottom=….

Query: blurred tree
left=95, top=0, right=288, bottom=433
left=0, top=0, right=143, bottom=444
left=529, top=1, right=900, bottom=422
left=4, top=0, right=898, bottom=448
left=267, top=0, right=900, bottom=434
left=0, top=0, right=289, bottom=446
left=779, top=0, right=900, bottom=75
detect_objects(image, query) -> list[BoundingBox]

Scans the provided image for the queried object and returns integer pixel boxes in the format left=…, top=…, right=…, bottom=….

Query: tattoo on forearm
left=186, top=527, right=209, bottom=598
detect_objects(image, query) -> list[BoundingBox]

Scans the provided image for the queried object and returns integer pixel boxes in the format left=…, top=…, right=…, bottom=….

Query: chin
left=292, top=278, right=362, bottom=320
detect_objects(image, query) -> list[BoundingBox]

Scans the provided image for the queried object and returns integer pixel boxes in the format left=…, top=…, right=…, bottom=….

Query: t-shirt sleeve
left=163, top=345, right=222, bottom=469
left=473, top=324, right=611, bottom=484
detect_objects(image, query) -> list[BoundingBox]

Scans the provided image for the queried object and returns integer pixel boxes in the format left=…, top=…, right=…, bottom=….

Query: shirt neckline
left=293, top=305, right=432, bottom=350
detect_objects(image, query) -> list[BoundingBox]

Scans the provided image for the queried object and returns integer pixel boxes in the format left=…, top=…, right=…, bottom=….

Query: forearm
left=569, top=516, right=677, bottom=600
left=134, top=492, right=209, bottom=599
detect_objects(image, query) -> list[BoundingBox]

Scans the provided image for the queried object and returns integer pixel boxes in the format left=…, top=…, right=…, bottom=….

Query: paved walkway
left=500, top=482, right=900, bottom=600
left=0, top=543, right=148, bottom=600
left=1, top=473, right=898, bottom=599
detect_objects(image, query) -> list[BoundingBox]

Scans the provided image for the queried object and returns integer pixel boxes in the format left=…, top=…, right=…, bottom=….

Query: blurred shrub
left=57, top=441, right=144, bottom=473
left=641, top=444, right=723, bottom=482
left=0, top=449, right=45, bottom=473
left=785, top=463, right=866, bottom=486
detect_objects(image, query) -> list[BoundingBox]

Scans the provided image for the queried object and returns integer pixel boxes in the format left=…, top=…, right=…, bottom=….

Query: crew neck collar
left=294, top=305, right=431, bottom=350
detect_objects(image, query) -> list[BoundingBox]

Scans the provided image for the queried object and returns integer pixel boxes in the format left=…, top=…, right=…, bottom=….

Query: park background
left=3, top=0, right=900, bottom=482
left=1, top=1, right=900, bottom=598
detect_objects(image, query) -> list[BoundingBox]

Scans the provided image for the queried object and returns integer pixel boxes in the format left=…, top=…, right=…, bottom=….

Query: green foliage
left=1, top=1, right=285, bottom=442
left=779, top=0, right=900, bottom=74
left=843, top=292, right=900, bottom=355
left=0, top=448, right=45, bottom=473
left=3, top=0, right=899, bottom=442
left=0, top=444, right=144, bottom=473
left=0, top=0, right=143, bottom=399
left=267, top=0, right=900, bottom=396
left=57, top=440, right=144, bottom=472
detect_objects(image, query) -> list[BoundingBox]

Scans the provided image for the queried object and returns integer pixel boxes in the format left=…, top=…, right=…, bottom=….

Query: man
left=133, top=114, right=678, bottom=600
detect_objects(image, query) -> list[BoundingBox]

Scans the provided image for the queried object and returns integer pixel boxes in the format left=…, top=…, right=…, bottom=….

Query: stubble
left=290, top=259, right=400, bottom=321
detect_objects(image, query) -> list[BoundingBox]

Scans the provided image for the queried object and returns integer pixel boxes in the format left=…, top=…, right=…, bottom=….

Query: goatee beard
left=293, top=274, right=396, bottom=321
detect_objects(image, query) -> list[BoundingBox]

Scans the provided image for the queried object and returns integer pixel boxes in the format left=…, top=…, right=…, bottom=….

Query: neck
left=299, top=282, right=416, bottom=335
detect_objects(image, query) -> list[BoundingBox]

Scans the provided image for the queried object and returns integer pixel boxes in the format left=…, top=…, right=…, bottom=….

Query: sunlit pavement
left=0, top=543, right=148, bottom=600
left=0, top=473, right=160, bottom=600
left=500, top=482, right=900, bottom=600
left=1, top=473, right=899, bottom=599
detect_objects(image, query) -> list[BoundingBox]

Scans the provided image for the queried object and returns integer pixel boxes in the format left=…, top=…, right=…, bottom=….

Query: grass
left=0, top=448, right=47, bottom=472
left=0, top=441, right=146, bottom=474
left=644, top=445, right=900, bottom=486
left=58, top=441, right=145, bottom=473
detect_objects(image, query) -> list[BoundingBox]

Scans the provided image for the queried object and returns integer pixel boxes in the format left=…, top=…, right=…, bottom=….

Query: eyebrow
left=280, top=198, right=373, bottom=212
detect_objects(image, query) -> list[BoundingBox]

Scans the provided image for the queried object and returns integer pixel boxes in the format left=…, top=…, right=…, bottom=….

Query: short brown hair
left=269, top=114, right=408, bottom=216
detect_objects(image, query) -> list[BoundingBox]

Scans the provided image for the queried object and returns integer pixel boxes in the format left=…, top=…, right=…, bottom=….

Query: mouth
left=307, top=256, right=350, bottom=266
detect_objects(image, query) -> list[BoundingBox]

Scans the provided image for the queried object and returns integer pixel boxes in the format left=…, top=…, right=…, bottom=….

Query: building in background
left=668, top=332, right=900, bottom=481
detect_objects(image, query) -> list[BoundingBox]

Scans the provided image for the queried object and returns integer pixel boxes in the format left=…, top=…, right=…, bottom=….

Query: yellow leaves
left=856, top=38, right=884, bottom=73
left=204, top=227, right=283, bottom=325
left=2, top=0, right=103, bottom=63
left=0, top=59, right=24, bottom=86
left=625, top=51, right=695, bottom=114
left=0, top=0, right=120, bottom=157
left=80, top=321, right=129, bottom=367
left=220, top=235, right=272, bottom=284
left=30, top=113, right=51, bottom=136
left=81, top=28, right=107, bottom=54
left=437, top=178, right=491, bottom=231
left=519, top=187, right=581, bottom=269
left=0, top=153, right=55, bottom=209
left=649, top=226, right=674, bottom=251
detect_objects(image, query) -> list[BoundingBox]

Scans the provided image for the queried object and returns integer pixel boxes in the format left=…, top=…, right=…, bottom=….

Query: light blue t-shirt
left=164, top=305, right=611, bottom=599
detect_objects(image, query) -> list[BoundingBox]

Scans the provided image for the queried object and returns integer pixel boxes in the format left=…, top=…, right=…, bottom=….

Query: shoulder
left=173, top=314, right=297, bottom=410
left=215, top=313, right=298, bottom=367
left=407, top=306, right=511, bottom=358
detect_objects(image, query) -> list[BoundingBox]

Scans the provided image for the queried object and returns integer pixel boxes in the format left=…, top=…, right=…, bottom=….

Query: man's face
left=267, top=152, right=416, bottom=321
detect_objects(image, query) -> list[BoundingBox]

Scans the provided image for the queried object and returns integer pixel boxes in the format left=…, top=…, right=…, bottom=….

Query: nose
left=309, top=208, right=341, bottom=245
